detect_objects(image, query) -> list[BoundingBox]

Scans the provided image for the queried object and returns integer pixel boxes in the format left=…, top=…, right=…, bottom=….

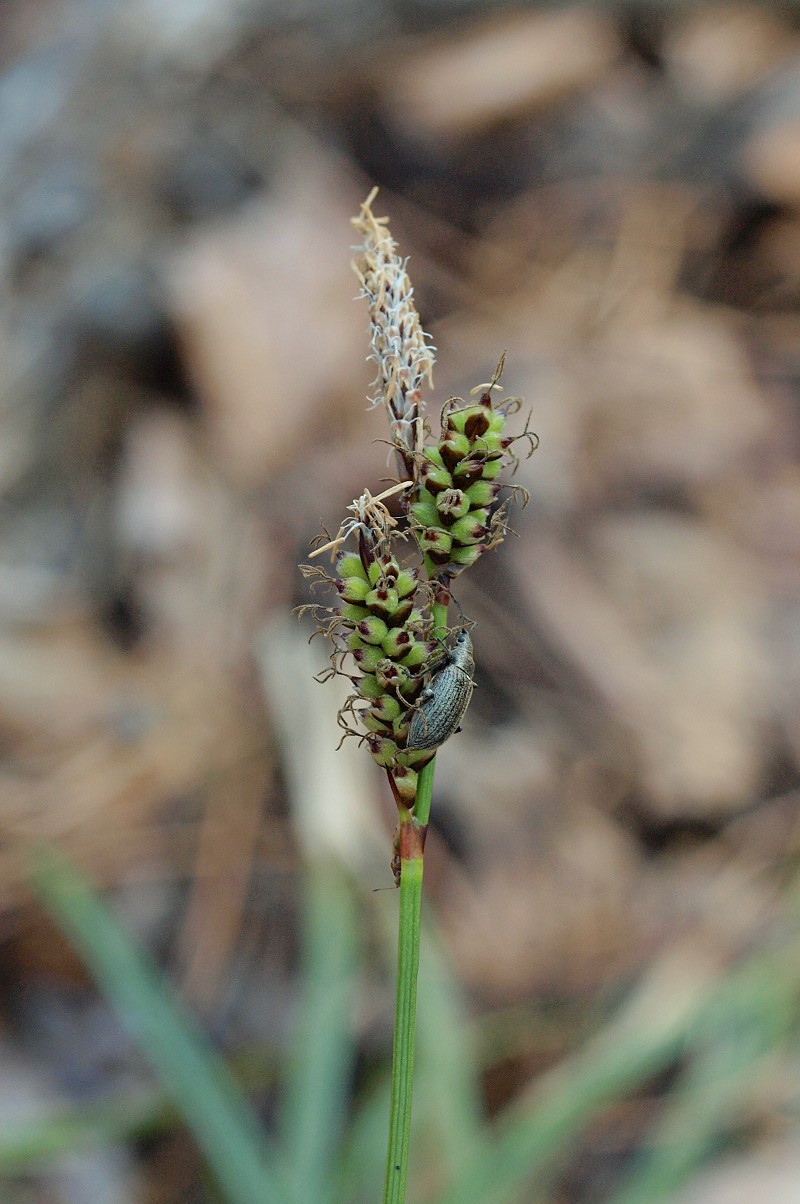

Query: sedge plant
left=300, top=189, right=536, bottom=1203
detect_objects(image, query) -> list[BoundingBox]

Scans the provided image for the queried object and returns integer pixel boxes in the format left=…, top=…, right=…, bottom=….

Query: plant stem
left=383, top=596, right=447, bottom=1202
left=383, top=801, right=427, bottom=1203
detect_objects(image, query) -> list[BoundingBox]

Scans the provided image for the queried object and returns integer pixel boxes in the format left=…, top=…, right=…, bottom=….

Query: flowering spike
left=351, top=188, right=435, bottom=471
left=300, top=193, right=536, bottom=816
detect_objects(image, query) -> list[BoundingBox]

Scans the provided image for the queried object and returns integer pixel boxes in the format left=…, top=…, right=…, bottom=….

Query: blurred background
left=4, top=0, right=800, bottom=1200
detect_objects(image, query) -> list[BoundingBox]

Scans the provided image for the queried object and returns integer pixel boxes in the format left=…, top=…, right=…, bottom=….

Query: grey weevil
left=405, top=629, right=475, bottom=752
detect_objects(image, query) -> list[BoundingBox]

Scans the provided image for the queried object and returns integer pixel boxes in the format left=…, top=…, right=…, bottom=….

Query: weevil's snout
left=456, top=628, right=472, bottom=647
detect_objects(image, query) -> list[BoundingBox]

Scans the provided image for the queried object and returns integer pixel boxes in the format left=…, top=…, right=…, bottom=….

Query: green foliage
left=29, top=847, right=288, bottom=1204
left=15, top=847, right=800, bottom=1203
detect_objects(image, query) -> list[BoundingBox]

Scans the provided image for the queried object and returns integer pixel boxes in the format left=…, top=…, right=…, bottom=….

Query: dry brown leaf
left=168, top=153, right=370, bottom=486
left=379, top=8, right=620, bottom=140
left=665, top=6, right=796, bottom=102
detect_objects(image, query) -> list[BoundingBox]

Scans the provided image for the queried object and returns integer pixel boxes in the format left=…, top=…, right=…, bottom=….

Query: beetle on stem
left=405, top=629, right=475, bottom=752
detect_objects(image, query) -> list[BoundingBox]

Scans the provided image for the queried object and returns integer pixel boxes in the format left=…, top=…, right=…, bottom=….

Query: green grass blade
left=437, top=945, right=800, bottom=1204
left=0, top=1091, right=167, bottom=1171
left=0, top=1047, right=278, bottom=1175
left=413, top=926, right=486, bottom=1177
left=279, top=863, right=358, bottom=1204
left=610, top=958, right=799, bottom=1204
left=335, top=1078, right=392, bottom=1204
left=435, top=955, right=711, bottom=1204
left=30, top=846, right=288, bottom=1204
left=439, top=1027, right=685, bottom=1204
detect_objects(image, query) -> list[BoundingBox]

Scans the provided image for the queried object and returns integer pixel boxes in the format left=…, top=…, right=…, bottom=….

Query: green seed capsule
left=450, top=513, right=488, bottom=545
left=338, top=576, right=371, bottom=603
left=358, top=674, right=383, bottom=700
left=440, top=432, right=471, bottom=468
left=479, top=458, right=503, bottom=480
left=436, top=488, right=470, bottom=520
left=450, top=544, right=484, bottom=567
left=376, top=659, right=412, bottom=691
left=371, top=695, right=402, bottom=723
left=419, top=528, right=452, bottom=557
left=401, top=641, right=429, bottom=669
left=337, top=553, right=368, bottom=580
left=420, top=462, right=453, bottom=493
left=357, top=616, right=389, bottom=645
left=478, top=432, right=504, bottom=455
left=391, top=765, right=418, bottom=802
left=448, top=405, right=490, bottom=438
left=365, top=586, right=399, bottom=616
left=382, top=627, right=413, bottom=657
left=465, top=479, right=500, bottom=507
left=451, top=459, right=485, bottom=484
left=463, top=408, right=492, bottom=440
left=352, top=642, right=386, bottom=672
left=410, top=498, right=439, bottom=527
left=342, top=603, right=369, bottom=623
left=368, top=736, right=398, bottom=767
left=363, top=711, right=392, bottom=734
left=395, top=569, right=418, bottom=598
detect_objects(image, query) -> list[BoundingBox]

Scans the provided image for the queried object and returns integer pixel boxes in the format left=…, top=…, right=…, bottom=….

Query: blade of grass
left=279, top=862, right=358, bottom=1204
left=336, top=1078, right=392, bottom=1204
left=609, top=957, right=799, bottom=1204
left=0, top=1046, right=278, bottom=1175
left=414, top=927, right=485, bottom=1175
left=436, top=1022, right=687, bottom=1204
left=30, top=846, right=288, bottom=1204
left=435, top=949, right=717, bottom=1204
left=437, top=943, right=800, bottom=1204
left=0, top=1090, right=167, bottom=1172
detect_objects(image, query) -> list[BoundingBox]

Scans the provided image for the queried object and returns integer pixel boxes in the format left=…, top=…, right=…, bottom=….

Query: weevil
left=405, top=629, right=475, bottom=752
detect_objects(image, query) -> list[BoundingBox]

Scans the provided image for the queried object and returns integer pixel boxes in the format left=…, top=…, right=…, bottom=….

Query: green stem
left=413, top=747, right=436, bottom=828
left=383, top=595, right=447, bottom=1202
left=415, top=597, right=447, bottom=830
left=384, top=811, right=426, bottom=1203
